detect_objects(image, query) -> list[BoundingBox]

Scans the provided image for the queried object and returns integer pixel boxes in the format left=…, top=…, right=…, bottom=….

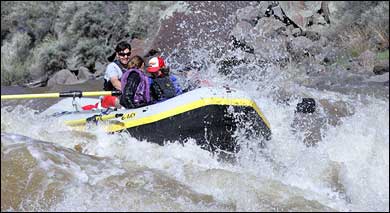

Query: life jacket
left=150, top=75, right=180, bottom=102
left=103, top=60, right=128, bottom=91
left=121, top=68, right=151, bottom=106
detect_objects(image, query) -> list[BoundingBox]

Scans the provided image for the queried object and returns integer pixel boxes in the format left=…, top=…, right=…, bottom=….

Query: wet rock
left=255, top=17, right=289, bottom=38
left=279, top=1, right=324, bottom=30
left=318, top=99, right=354, bottom=126
left=286, top=36, right=315, bottom=62
left=291, top=98, right=325, bottom=147
left=150, top=2, right=251, bottom=64
left=291, top=98, right=355, bottom=147
left=235, top=5, right=263, bottom=26
left=253, top=35, right=289, bottom=64
left=230, top=21, right=255, bottom=43
left=256, top=1, right=273, bottom=20
left=229, top=35, right=254, bottom=54
left=296, top=98, right=316, bottom=113
left=217, top=56, right=247, bottom=75
left=320, top=161, right=349, bottom=200
left=291, top=110, right=326, bottom=147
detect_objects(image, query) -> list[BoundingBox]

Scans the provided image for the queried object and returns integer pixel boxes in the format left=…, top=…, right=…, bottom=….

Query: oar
left=1, top=90, right=121, bottom=100
left=64, top=113, right=125, bottom=126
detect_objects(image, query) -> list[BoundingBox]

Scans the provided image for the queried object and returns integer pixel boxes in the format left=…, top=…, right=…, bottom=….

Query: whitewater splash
left=2, top=80, right=388, bottom=212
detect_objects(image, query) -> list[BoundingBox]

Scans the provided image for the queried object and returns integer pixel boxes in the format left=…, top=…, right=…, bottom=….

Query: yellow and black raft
left=11, top=87, right=272, bottom=153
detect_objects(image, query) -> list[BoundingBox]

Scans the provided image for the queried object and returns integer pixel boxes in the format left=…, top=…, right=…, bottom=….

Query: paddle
left=1, top=90, right=122, bottom=100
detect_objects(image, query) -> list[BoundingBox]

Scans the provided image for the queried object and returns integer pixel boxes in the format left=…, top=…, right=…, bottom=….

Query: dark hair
left=144, top=48, right=160, bottom=58
left=128, top=55, right=144, bottom=69
left=107, top=41, right=132, bottom=62
left=115, top=41, right=131, bottom=53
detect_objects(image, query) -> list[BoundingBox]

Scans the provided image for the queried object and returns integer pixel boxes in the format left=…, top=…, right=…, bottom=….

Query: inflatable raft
left=42, top=86, right=272, bottom=153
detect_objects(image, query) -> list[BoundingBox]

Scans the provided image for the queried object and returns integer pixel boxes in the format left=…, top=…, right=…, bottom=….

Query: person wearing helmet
left=146, top=56, right=182, bottom=103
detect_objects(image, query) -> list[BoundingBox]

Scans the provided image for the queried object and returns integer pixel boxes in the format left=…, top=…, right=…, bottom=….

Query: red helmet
left=147, top=56, right=165, bottom=73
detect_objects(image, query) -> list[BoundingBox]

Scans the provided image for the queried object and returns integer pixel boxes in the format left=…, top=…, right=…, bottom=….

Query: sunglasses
left=118, top=52, right=131, bottom=57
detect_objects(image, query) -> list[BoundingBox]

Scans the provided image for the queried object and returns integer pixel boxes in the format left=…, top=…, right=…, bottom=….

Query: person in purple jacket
left=119, top=55, right=152, bottom=109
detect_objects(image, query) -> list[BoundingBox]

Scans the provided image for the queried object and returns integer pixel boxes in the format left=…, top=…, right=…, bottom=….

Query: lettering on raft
left=121, top=112, right=136, bottom=120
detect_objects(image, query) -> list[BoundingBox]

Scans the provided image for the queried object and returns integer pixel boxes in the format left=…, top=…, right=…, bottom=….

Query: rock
left=230, top=20, right=254, bottom=42
left=256, top=1, right=273, bottom=20
left=365, top=72, right=389, bottom=83
left=229, top=35, right=255, bottom=54
left=291, top=98, right=354, bottom=147
left=279, top=1, right=323, bottom=30
left=236, top=5, right=262, bottom=26
left=269, top=5, right=285, bottom=21
left=130, top=38, right=148, bottom=58
left=94, top=61, right=106, bottom=78
left=23, top=74, right=48, bottom=88
left=291, top=111, right=326, bottom=147
left=286, top=36, right=315, bottom=62
left=253, top=35, right=289, bottom=64
left=296, top=98, right=316, bottom=113
left=292, top=27, right=302, bottom=37
left=357, top=50, right=376, bottom=73
left=150, top=2, right=251, bottom=64
left=77, top=66, right=94, bottom=81
left=47, top=69, right=86, bottom=87
left=373, top=64, right=389, bottom=75
left=318, top=99, right=354, bottom=126
left=302, top=30, right=321, bottom=41
left=27, top=64, right=47, bottom=85
left=254, top=17, right=288, bottom=38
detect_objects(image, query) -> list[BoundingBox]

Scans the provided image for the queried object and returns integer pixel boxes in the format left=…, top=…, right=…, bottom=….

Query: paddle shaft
left=1, top=90, right=121, bottom=100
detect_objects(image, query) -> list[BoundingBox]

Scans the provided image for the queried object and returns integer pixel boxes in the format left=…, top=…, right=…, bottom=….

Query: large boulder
left=278, top=1, right=329, bottom=31
left=149, top=2, right=252, bottom=64
left=46, top=69, right=86, bottom=87
left=77, top=66, right=94, bottom=81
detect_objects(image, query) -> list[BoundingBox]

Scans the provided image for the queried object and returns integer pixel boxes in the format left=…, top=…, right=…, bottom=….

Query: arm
left=170, top=75, right=183, bottom=95
left=110, top=76, right=122, bottom=91
left=119, top=72, right=141, bottom=109
left=104, top=63, right=122, bottom=91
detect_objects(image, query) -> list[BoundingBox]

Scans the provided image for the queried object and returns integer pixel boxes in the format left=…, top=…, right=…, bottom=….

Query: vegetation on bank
left=1, top=1, right=170, bottom=86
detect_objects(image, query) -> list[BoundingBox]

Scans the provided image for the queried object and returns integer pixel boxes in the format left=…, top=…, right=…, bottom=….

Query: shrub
left=1, top=1, right=60, bottom=45
left=1, top=32, right=32, bottom=85
left=29, top=36, right=68, bottom=77
left=72, top=38, right=110, bottom=71
left=331, top=2, right=389, bottom=58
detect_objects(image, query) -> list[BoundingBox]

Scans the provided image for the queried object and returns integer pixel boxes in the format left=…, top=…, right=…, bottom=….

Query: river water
left=2, top=64, right=388, bottom=212
left=1, top=2, right=389, bottom=212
